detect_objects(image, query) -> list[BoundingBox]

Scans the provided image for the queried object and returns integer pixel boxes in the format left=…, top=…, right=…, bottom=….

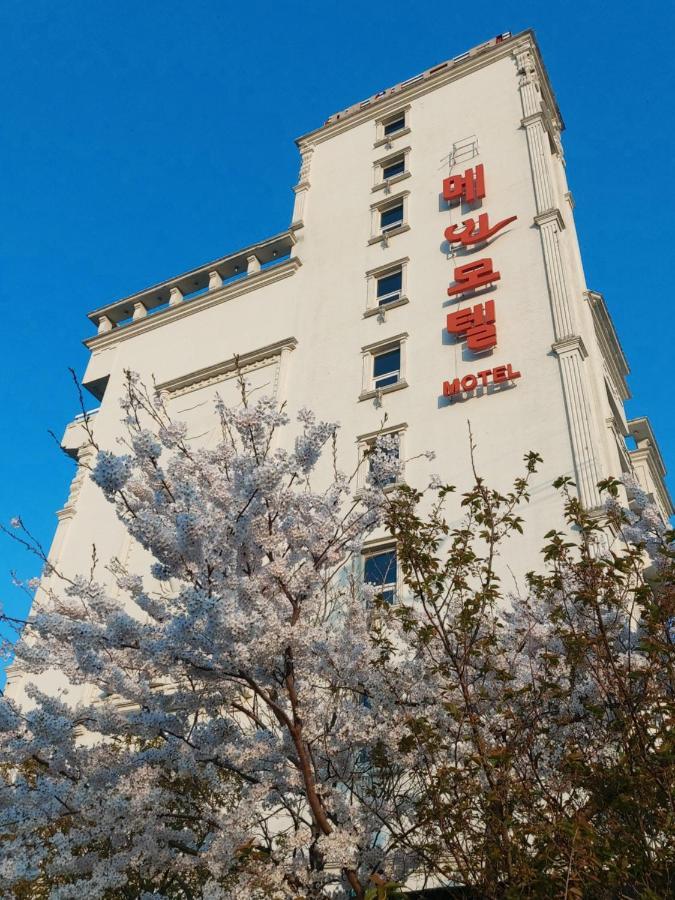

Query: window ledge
left=382, top=480, right=405, bottom=494
left=355, top=480, right=405, bottom=500
left=363, top=296, right=410, bottom=318
left=373, top=127, right=411, bottom=149
left=359, top=380, right=409, bottom=402
left=368, top=224, right=411, bottom=245
left=372, top=171, right=411, bottom=193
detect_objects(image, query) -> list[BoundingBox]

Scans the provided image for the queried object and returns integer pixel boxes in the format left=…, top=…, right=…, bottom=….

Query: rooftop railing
left=88, top=230, right=296, bottom=335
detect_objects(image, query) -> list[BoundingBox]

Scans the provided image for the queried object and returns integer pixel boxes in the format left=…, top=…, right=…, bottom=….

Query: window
left=363, top=546, right=397, bottom=605
left=380, top=201, right=404, bottom=233
left=363, top=432, right=401, bottom=488
left=360, top=333, right=408, bottom=400
left=373, top=148, right=410, bottom=191
left=376, top=269, right=403, bottom=306
left=374, top=108, right=410, bottom=147
left=383, top=114, right=405, bottom=137
left=373, top=346, right=400, bottom=390
left=370, top=192, right=409, bottom=243
left=365, top=258, right=409, bottom=315
left=382, top=155, right=405, bottom=181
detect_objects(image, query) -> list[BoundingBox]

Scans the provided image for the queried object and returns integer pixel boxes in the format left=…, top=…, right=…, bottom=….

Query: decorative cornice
left=361, top=331, right=409, bottom=354
left=584, top=290, right=630, bottom=401
left=363, top=296, right=409, bottom=318
left=372, top=171, right=412, bottom=194
left=296, top=31, right=562, bottom=150
left=88, top=231, right=296, bottom=326
left=359, top=380, right=409, bottom=403
left=628, top=431, right=674, bottom=518
left=56, top=506, right=75, bottom=522
left=368, top=224, right=411, bottom=246
left=373, top=145, right=412, bottom=167
left=551, top=335, right=588, bottom=358
left=365, top=256, right=409, bottom=278
left=356, top=421, right=408, bottom=443
left=370, top=189, right=410, bottom=211
left=534, top=208, right=566, bottom=230
left=156, top=337, right=298, bottom=399
left=628, top=417, right=668, bottom=480
left=373, top=126, right=412, bottom=150
left=84, top=259, right=301, bottom=351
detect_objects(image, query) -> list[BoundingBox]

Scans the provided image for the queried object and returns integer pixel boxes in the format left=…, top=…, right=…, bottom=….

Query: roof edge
left=295, top=29, right=563, bottom=148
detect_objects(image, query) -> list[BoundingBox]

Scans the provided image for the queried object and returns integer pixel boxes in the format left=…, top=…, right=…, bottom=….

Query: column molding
left=516, top=47, right=602, bottom=509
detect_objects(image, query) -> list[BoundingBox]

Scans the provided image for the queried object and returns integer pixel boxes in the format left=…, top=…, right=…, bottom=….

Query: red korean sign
left=441, top=164, right=521, bottom=400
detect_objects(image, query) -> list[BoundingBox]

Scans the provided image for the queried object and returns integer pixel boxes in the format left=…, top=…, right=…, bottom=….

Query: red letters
left=440, top=165, right=523, bottom=400
left=442, top=364, right=521, bottom=398
left=447, top=258, right=501, bottom=298
left=445, top=212, right=518, bottom=247
left=446, top=300, right=497, bottom=352
left=442, top=164, right=485, bottom=204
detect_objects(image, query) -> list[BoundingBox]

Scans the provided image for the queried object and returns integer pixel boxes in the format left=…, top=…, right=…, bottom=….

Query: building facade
left=10, top=30, right=671, bottom=699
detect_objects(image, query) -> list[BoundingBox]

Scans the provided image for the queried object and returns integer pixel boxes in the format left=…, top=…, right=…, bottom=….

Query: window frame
left=364, top=257, right=409, bottom=316
left=374, top=107, right=411, bottom=148
left=376, top=270, right=403, bottom=306
left=379, top=201, right=404, bottom=234
left=383, top=115, right=406, bottom=137
left=369, top=192, right=410, bottom=244
left=362, top=542, right=399, bottom=606
left=382, top=156, right=405, bottom=181
left=372, top=346, right=401, bottom=390
left=360, top=333, right=409, bottom=400
left=372, top=147, right=411, bottom=193
left=357, top=423, right=407, bottom=491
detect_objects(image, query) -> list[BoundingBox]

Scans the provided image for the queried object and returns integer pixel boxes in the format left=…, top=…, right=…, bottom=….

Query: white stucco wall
left=8, top=32, right=671, bottom=704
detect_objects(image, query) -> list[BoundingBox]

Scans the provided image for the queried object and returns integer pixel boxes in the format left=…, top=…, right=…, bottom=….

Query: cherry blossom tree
left=0, top=374, right=413, bottom=899
left=0, top=376, right=673, bottom=899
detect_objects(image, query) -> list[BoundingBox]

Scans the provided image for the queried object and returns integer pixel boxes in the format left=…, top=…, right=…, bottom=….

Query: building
left=9, top=30, right=672, bottom=699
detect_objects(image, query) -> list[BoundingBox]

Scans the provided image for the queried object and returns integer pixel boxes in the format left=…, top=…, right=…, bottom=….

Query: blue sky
left=1, top=1, right=673, bottom=673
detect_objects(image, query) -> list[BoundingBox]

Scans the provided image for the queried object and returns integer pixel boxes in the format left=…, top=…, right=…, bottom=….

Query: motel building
left=6, top=29, right=672, bottom=700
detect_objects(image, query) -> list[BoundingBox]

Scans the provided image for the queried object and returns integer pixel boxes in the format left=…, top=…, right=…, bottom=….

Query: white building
left=13, top=29, right=672, bottom=682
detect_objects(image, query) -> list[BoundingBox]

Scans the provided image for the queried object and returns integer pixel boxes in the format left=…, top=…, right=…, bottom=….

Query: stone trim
left=85, top=259, right=301, bottom=351
left=156, top=337, right=298, bottom=399
left=295, top=31, right=561, bottom=148
left=359, top=380, right=409, bottom=403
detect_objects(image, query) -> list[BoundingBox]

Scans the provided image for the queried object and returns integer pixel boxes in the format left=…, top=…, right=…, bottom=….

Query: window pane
left=364, top=549, right=397, bottom=586
left=377, top=270, right=402, bottom=302
left=384, top=116, right=405, bottom=136
left=380, top=204, right=403, bottom=230
left=364, top=549, right=397, bottom=604
left=373, top=348, right=400, bottom=378
left=382, top=158, right=405, bottom=180
left=368, top=435, right=400, bottom=485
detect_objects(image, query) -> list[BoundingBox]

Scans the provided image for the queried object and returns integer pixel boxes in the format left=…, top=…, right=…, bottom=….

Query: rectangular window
left=376, top=269, right=403, bottom=306
left=380, top=202, right=404, bottom=233
left=366, top=433, right=400, bottom=486
left=360, top=333, right=408, bottom=399
left=373, top=346, right=401, bottom=390
left=383, top=115, right=405, bottom=137
left=364, top=547, right=397, bottom=605
left=382, top=155, right=405, bottom=180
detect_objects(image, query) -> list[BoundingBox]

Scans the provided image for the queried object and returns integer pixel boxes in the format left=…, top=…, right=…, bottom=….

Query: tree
left=0, top=377, right=673, bottom=899
left=373, top=467, right=675, bottom=897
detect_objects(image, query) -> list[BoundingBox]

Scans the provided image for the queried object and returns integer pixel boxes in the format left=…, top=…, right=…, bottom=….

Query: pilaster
left=551, top=337, right=602, bottom=508
left=51, top=445, right=96, bottom=563
left=292, top=144, right=313, bottom=228
left=516, top=45, right=602, bottom=509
